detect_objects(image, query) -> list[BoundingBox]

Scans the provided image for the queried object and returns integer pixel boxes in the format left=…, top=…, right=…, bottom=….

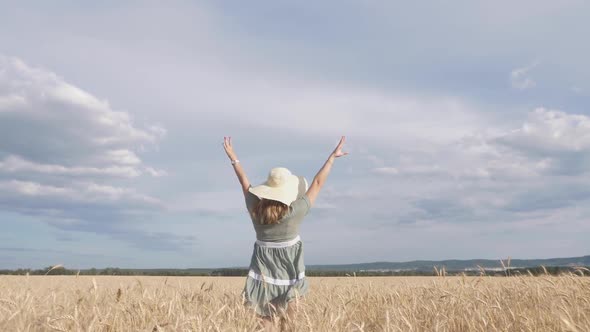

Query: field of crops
left=1, top=274, right=589, bottom=331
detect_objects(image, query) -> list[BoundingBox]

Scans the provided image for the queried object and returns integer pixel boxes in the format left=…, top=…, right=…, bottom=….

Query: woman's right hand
left=331, top=136, right=349, bottom=158
left=306, top=136, right=349, bottom=206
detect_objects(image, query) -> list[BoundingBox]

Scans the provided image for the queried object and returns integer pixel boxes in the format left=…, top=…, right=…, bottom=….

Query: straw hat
left=249, top=167, right=308, bottom=206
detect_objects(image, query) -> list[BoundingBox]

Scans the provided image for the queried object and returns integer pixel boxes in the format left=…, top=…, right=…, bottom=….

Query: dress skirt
left=243, top=236, right=308, bottom=316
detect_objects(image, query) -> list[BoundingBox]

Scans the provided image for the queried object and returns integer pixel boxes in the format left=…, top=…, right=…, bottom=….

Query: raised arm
left=306, top=136, right=349, bottom=206
left=223, top=136, right=251, bottom=195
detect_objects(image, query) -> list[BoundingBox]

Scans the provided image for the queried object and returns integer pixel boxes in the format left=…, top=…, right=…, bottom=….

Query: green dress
left=243, top=186, right=311, bottom=316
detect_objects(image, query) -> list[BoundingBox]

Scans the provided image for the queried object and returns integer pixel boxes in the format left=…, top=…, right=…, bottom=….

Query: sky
left=1, top=0, right=589, bottom=269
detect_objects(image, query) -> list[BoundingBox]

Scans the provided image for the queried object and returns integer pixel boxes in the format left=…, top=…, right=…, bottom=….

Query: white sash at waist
left=248, top=270, right=305, bottom=286
left=255, top=235, right=301, bottom=248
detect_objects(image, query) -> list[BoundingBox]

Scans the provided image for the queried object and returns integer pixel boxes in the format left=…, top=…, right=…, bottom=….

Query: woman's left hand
left=223, top=136, right=238, bottom=161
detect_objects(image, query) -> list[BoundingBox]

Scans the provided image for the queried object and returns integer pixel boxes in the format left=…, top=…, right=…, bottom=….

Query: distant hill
left=306, top=255, right=590, bottom=272
left=2, top=255, right=588, bottom=276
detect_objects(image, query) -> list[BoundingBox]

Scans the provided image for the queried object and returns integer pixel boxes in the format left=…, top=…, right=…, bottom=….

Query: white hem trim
left=256, top=235, right=301, bottom=248
left=248, top=270, right=306, bottom=286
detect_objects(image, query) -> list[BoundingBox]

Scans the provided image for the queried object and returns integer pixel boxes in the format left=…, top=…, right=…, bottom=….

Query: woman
left=222, top=136, right=348, bottom=329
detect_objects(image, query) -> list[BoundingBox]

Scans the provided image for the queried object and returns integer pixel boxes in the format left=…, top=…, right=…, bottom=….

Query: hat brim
left=249, top=175, right=308, bottom=206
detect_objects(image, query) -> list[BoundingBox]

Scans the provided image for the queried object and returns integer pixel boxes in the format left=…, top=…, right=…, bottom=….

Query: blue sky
left=1, top=1, right=589, bottom=269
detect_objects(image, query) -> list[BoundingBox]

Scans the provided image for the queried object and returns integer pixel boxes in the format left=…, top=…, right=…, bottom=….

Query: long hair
left=251, top=198, right=289, bottom=225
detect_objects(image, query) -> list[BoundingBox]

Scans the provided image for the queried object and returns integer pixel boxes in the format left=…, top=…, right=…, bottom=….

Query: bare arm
left=223, top=137, right=251, bottom=195
left=306, top=136, right=349, bottom=206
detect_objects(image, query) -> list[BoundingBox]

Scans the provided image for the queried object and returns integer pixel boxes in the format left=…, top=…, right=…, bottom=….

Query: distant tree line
left=0, top=265, right=587, bottom=276
left=0, top=266, right=212, bottom=276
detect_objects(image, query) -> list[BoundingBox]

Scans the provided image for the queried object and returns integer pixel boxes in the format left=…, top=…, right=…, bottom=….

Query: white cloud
left=144, top=167, right=168, bottom=177
left=0, top=180, right=73, bottom=197
left=495, top=108, right=590, bottom=153
left=571, top=86, right=584, bottom=94
left=0, top=155, right=142, bottom=177
left=372, top=108, right=590, bottom=181
left=0, top=55, right=175, bottom=250
left=373, top=167, right=399, bottom=175
left=510, top=61, right=539, bottom=90
left=0, top=55, right=163, bottom=169
left=0, top=94, right=27, bottom=110
left=0, top=179, right=161, bottom=208
left=0, top=55, right=168, bottom=176
left=373, top=165, right=445, bottom=177
left=357, top=107, right=590, bottom=237
left=191, top=71, right=491, bottom=145
left=167, top=190, right=246, bottom=215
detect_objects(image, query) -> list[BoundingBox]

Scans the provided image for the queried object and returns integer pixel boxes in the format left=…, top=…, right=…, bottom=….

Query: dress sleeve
left=290, top=194, right=311, bottom=217
left=244, top=186, right=260, bottom=213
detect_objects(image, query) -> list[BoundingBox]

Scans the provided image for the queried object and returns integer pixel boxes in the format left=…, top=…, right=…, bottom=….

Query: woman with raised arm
left=222, top=136, right=348, bottom=331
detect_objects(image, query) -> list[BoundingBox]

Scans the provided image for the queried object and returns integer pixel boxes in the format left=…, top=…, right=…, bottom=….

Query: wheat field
left=0, top=274, right=589, bottom=331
